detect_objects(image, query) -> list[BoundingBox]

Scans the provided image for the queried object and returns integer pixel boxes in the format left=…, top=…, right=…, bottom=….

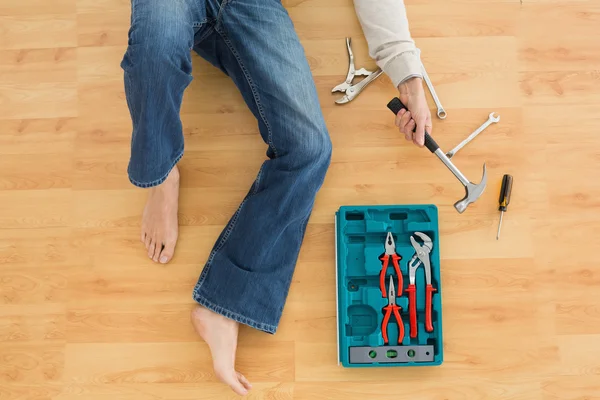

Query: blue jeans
left=121, top=0, right=332, bottom=333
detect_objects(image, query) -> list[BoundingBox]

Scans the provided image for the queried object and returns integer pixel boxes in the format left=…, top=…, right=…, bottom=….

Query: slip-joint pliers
left=406, top=232, right=436, bottom=338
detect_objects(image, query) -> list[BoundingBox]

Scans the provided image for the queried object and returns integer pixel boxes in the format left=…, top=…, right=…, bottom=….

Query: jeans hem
left=128, top=150, right=184, bottom=188
left=192, top=290, right=277, bottom=334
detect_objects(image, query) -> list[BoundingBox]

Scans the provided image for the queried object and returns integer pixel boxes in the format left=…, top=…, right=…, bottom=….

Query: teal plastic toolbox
left=335, top=204, right=443, bottom=367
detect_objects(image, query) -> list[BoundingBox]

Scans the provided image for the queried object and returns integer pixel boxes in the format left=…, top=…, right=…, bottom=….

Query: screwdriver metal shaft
left=496, top=174, right=513, bottom=240
left=496, top=211, right=504, bottom=240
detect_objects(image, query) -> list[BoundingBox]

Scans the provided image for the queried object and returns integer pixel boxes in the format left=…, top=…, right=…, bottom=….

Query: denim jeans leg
left=192, top=0, right=332, bottom=333
left=120, top=0, right=207, bottom=188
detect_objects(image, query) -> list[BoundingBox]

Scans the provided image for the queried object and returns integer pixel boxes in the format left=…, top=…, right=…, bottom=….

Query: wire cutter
left=406, top=232, right=435, bottom=337
left=382, top=275, right=404, bottom=345
left=379, top=232, right=402, bottom=298
left=332, top=37, right=384, bottom=104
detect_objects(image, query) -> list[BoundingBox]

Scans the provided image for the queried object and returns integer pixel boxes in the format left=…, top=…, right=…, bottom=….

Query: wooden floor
left=2, top=0, right=600, bottom=398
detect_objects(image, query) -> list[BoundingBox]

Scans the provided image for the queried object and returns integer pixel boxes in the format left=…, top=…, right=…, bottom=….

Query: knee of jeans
left=122, top=19, right=193, bottom=74
left=297, top=124, right=332, bottom=167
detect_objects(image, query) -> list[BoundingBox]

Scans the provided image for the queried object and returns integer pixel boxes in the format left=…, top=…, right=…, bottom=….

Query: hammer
left=387, top=97, right=487, bottom=213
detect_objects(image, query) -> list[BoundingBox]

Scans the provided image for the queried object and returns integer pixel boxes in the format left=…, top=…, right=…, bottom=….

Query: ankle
left=165, top=165, right=180, bottom=184
left=152, top=166, right=179, bottom=192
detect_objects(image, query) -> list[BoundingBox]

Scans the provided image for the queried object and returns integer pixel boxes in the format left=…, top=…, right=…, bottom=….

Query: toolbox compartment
left=335, top=205, right=443, bottom=367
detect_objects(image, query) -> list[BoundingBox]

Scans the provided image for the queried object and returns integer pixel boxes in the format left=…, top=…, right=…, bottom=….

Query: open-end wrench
left=421, top=65, right=446, bottom=120
left=446, top=112, right=500, bottom=158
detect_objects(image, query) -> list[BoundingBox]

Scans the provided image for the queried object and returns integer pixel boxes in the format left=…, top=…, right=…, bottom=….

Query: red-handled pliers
left=407, top=232, right=435, bottom=337
left=379, top=232, right=402, bottom=298
left=382, top=275, right=404, bottom=344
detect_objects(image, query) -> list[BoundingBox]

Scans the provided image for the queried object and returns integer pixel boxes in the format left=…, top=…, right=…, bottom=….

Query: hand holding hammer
left=387, top=97, right=487, bottom=213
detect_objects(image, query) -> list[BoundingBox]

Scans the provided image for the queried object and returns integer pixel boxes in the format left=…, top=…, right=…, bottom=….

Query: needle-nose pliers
left=382, top=275, right=404, bottom=345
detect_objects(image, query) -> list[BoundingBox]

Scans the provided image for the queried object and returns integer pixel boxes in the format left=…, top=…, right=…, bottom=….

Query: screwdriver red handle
left=425, top=284, right=436, bottom=332
left=405, top=284, right=417, bottom=338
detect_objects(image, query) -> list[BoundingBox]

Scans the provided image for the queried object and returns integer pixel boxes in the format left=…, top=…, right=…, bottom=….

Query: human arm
left=352, top=0, right=431, bottom=146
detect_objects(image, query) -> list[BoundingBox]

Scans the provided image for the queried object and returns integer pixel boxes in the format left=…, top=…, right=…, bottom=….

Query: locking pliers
left=332, top=37, right=383, bottom=104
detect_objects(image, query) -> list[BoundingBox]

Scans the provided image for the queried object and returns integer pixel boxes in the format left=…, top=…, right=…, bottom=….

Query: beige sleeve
left=352, top=0, right=422, bottom=88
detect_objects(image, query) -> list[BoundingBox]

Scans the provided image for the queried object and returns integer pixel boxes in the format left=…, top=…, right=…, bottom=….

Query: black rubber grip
left=498, top=174, right=513, bottom=211
left=386, top=97, right=439, bottom=153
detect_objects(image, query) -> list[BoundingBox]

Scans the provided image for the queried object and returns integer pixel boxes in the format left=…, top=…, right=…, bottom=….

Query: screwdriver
left=496, top=174, right=513, bottom=240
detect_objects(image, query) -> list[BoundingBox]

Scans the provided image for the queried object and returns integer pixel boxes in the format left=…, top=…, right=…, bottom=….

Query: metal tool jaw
left=387, top=275, right=396, bottom=304
left=332, top=38, right=371, bottom=93
left=384, top=232, right=396, bottom=255
left=407, top=257, right=419, bottom=286
left=332, top=37, right=383, bottom=104
left=408, top=232, right=433, bottom=284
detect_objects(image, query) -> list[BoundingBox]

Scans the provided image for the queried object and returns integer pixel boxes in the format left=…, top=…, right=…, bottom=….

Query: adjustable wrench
left=446, top=112, right=500, bottom=158
left=421, top=65, right=446, bottom=120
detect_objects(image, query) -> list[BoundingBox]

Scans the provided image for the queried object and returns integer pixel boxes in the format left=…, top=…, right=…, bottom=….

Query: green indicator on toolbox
left=335, top=205, right=444, bottom=368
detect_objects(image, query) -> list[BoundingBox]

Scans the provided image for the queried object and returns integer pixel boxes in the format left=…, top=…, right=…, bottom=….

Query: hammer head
left=454, top=163, right=487, bottom=213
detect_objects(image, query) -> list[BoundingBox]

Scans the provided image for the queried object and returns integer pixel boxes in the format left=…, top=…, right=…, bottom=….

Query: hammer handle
left=387, top=97, right=439, bottom=153
left=387, top=97, right=471, bottom=188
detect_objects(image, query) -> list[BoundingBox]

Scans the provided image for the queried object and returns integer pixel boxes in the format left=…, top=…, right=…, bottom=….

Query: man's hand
left=395, top=77, right=432, bottom=147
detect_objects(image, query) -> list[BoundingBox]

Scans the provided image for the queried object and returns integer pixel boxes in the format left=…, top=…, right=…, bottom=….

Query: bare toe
left=147, top=239, right=156, bottom=259
left=152, top=241, right=162, bottom=262
left=159, top=239, right=176, bottom=264
left=144, top=233, right=152, bottom=250
left=215, top=369, right=248, bottom=396
left=237, top=371, right=252, bottom=391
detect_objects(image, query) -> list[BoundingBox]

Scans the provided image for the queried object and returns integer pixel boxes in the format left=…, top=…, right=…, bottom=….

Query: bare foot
left=141, top=165, right=179, bottom=264
left=191, top=305, right=252, bottom=396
